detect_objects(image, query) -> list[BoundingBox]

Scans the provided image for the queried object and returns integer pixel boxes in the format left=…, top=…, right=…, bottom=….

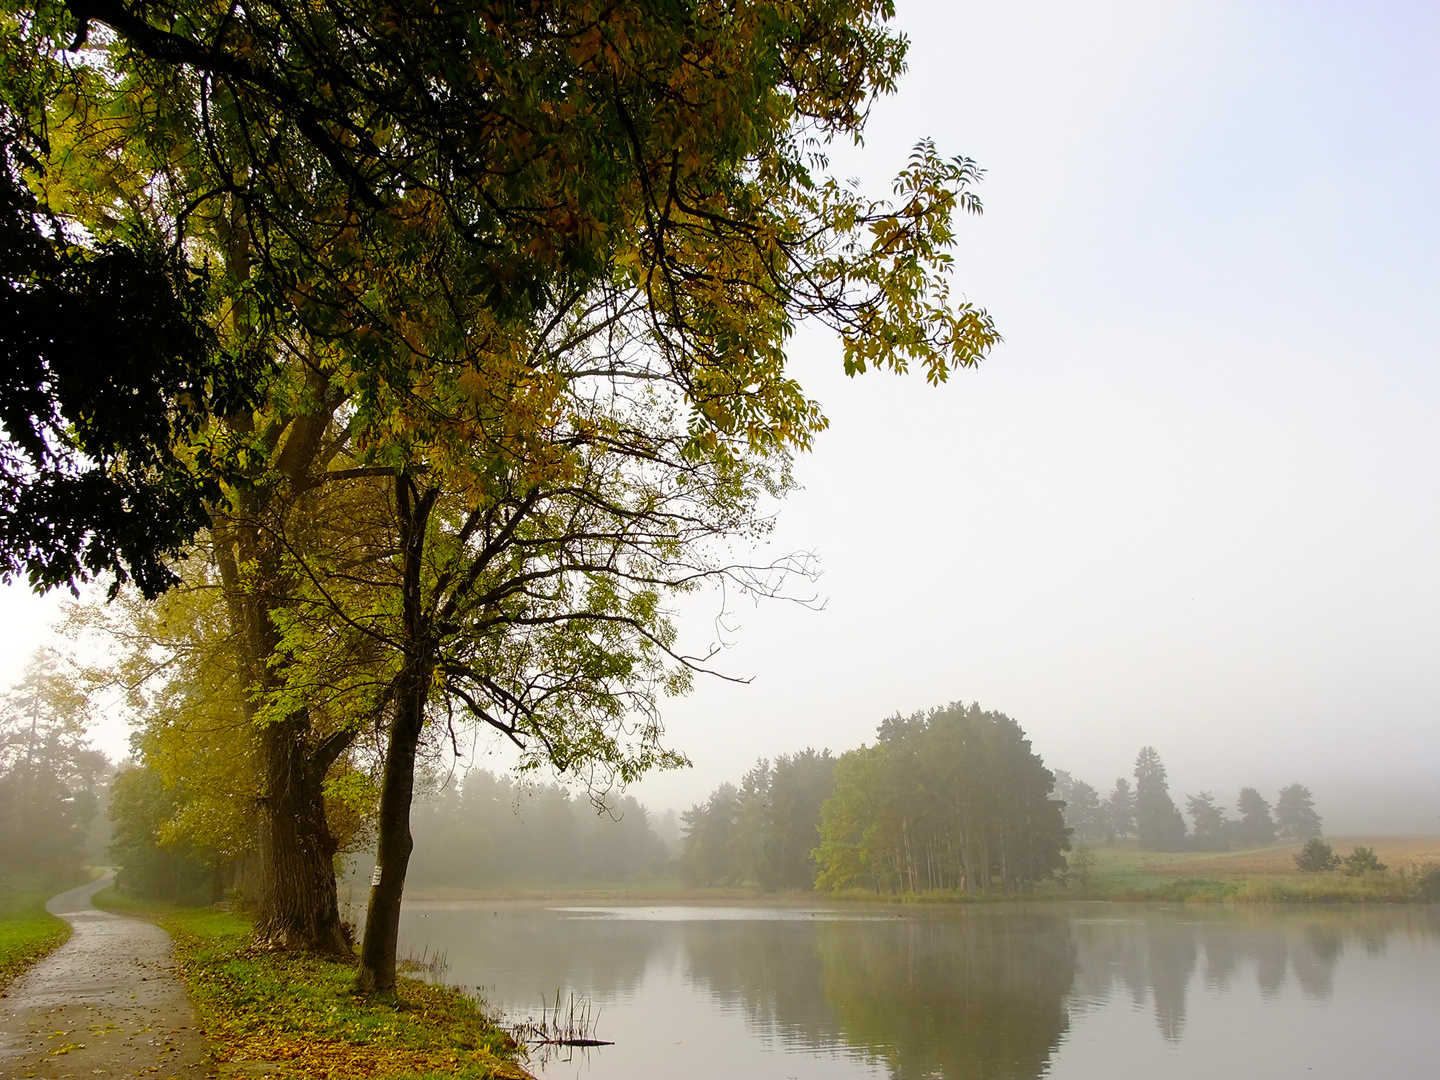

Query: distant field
left=1098, top=836, right=1440, bottom=877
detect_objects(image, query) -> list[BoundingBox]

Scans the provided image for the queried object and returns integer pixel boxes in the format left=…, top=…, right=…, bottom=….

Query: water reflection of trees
left=684, top=910, right=1078, bottom=1080
left=1069, top=906, right=1440, bottom=1043
left=410, top=902, right=1440, bottom=1080
left=398, top=904, right=660, bottom=1003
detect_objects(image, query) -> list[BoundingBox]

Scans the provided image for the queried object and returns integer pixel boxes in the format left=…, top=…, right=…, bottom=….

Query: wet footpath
left=0, top=874, right=208, bottom=1079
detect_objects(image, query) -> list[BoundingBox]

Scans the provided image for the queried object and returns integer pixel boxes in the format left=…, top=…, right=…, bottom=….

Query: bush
left=1066, top=846, right=1096, bottom=887
left=1341, top=845, right=1386, bottom=876
left=1416, top=866, right=1440, bottom=903
left=1294, top=838, right=1341, bottom=872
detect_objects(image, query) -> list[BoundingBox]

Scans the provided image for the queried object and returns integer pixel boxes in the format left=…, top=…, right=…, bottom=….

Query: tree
left=1294, top=838, right=1340, bottom=873
left=13, top=0, right=998, bottom=971
left=400, top=772, right=667, bottom=888
left=681, top=783, right=743, bottom=887
left=1274, top=783, right=1322, bottom=841
left=1184, top=791, right=1229, bottom=850
left=1106, top=778, right=1136, bottom=841
left=814, top=703, right=1067, bottom=895
left=0, top=107, right=263, bottom=598
left=1052, top=771, right=1106, bottom=844
left=1133, top=747, right=1186, bottom=852
left=0, top=650, right=110, bottom=883
left=1342, top=845, right=1386, bottom=876
left=108, top=764, right=225, bottom=904
left=1066, top=845, right=1096, bottom=887
left=681, top=750, right=836, bottom=890
left=762, top=750, right=837, bottom=890
left=1235, top=787, right=1277, bottom=847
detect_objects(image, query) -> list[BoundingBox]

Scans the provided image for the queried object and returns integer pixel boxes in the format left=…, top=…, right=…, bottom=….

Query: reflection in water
left=680, top=910, right=1076, bottom=1080
left=1068, top=906, right=1440, bottom=1046
left=810, top=913, right=1075, bottom=1080
left=400, top=901, right=1440, bottom=1080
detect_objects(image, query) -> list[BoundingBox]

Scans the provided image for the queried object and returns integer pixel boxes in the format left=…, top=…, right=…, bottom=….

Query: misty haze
left=1, top=1, right=1436, bottom=1079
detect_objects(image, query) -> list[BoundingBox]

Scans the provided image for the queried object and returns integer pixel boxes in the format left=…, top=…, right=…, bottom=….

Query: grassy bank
left=94, top=889, right=530, bottom=1080
left=0, top=873, right=82, bottom=991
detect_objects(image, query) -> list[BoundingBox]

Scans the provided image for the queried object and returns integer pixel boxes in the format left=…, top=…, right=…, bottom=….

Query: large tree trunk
left=254, top=716, right=353, bottom=954
left=214, top=468, right=353, bottom=955
left=354, top=477, right=438, bottom=995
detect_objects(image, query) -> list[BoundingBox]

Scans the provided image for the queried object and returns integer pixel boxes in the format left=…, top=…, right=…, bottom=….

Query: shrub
left=1294, top=838, right=1341, bottom=872
left=1066, top=846, right=1096, bottom=887
left=1341, top=845, right=1386, bottom=876
left=1416, top=866, right=1440, bottom=903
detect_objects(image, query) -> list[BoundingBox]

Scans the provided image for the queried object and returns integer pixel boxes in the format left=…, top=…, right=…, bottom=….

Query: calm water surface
left=396, top=900, right=1440, bottom=1080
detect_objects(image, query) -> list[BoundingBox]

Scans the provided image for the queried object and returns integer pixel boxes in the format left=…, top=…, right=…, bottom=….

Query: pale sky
left=4, top=1, right=1437, bottom=831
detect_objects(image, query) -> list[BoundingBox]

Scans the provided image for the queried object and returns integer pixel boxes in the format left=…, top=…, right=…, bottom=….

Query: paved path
left=0, top=875, right=208, bottom=1079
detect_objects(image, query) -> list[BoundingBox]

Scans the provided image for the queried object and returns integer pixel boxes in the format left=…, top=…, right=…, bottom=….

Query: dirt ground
left=0, top=874, right=209, bottom=1079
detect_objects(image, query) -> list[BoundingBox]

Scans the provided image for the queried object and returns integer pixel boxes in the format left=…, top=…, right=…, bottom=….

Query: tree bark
left=254, top=715, right=352, bottom=953
left=213, top=462, right=354, bottom=955
left=354, top=476, right=438, bottom=994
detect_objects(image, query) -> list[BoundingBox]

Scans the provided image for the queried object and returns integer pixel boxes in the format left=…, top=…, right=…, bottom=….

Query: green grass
left=0, top=872, right=89, bottom=991
left=93, top=889, right=528, bottom=1080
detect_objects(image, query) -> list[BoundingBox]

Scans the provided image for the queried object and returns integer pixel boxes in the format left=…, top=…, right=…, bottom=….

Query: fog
left=2, top=1, right=1437, bottom=835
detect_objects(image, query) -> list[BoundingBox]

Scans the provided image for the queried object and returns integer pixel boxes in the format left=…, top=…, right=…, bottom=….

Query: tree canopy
left=0, top=107, right=263, bottom=597
left=812, top=703, right=1067, bottom=895
left=5, top=0, right=1002, bottom=986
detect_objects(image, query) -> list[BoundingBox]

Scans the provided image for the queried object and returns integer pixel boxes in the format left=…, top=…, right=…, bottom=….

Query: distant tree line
left=0, top=652, right=110, bottom=890
left=683, top=703, right=1069, bottom=895
left=1054, top=747, right=1324, bottom=852
left=681, top=750, right=838, bottom=890
left=396, top=771, right=671, bottom=888
left=111, top=762, right=677, bottom=900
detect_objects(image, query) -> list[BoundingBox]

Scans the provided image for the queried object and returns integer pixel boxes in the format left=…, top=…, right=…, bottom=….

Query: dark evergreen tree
left=1106, top=778, right=1136, bottom=841
left=1133, top=747, right=1186, bottom=851
left=679, top=750, right=836, bottom=890
left=1235, top=787, right=1278, bottom=847
left=1184, top=791, right=1229, bottom=850
left=762, top=750, right=838, bottom=890
left=1274, top=784, right=1322, bottom=840
left=681, top=783, right=743, bottom=887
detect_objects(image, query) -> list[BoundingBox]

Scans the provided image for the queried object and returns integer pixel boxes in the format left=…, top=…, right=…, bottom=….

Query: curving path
left=0, top=874, right=209, bottom=1078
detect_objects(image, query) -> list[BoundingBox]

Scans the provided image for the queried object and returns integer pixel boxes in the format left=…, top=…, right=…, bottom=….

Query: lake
left=394, top=899, right=1440, bottom=1080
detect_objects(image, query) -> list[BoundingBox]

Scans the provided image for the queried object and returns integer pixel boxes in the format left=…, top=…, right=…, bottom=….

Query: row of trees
left=1055, top=748, right=1324, bottom=852
left=390, top=771, right=671, bottom=888
left=681, top=750, right=837, bottom=890
left=682, top=703, right=1069, bottom=895
left=2, top=0, right=996, bottom=993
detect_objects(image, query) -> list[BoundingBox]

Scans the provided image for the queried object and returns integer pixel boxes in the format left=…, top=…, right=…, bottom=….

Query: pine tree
left=1105, top=778, right=1136, bottom=840
left=1184, top=791, right=1229, bottom=850
left=1274, top=784, right=1323, bottom=840
left=1133, top=747, right=1186, bottom=851
left=1235, top=787, right=1278, bottom=847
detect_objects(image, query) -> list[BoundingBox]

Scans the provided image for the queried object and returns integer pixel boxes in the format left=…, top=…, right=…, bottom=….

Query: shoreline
left=93, top=889, right=533, bottom=1080
left=395, top=835, right=1440, bottom=907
